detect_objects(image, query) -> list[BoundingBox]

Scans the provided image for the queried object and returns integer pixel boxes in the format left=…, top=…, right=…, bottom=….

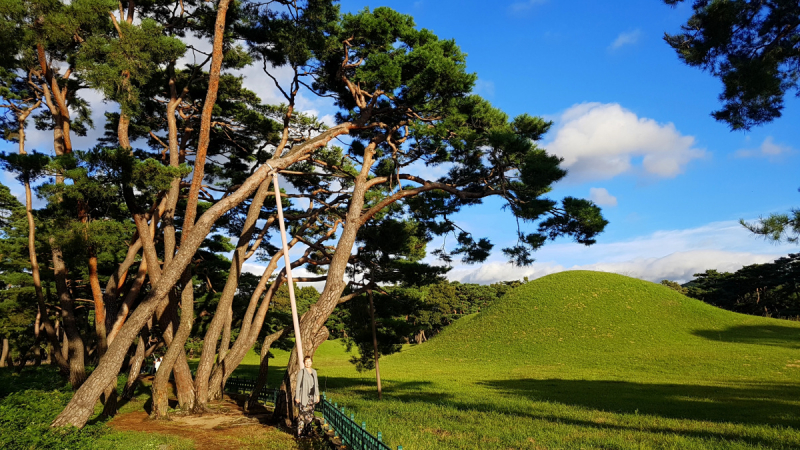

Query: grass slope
left=256, top=271, right=800, bottom=449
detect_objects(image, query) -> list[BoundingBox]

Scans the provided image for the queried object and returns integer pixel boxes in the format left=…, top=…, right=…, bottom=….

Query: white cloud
left=474, top=79, right=495, bottom=98
left=443, top=220, right=792, bottom=285
left=609, top=29, right=642, bottom=50
left=544, top=102, right=705, bottom=182
left=734, top=136, right=795, bottom=162
left=589, top=187, right=617, bottom=206
left=509, top=0, right=548, bottom=13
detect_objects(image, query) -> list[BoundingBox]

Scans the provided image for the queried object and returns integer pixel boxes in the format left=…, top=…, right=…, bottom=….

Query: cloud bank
left=735, top=136, right=795, bottom=162
left=445, top=220, right=791, bottom=285
left=545, top=102, right=705, bottom=182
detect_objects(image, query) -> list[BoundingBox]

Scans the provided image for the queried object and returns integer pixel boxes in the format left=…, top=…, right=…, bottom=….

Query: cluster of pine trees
left=0, top=0, right=607, bottom=428
left=680, top=254, right=800, bottom=319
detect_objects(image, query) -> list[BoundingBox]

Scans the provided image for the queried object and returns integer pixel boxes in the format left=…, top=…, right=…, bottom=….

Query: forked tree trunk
left=186, top=0, right=237, bottom=407
left=274, top=143, right=377, bottom=422
left=51, top=125, right=352, bottom=428
left=154, top=294, right=195, bottom=410
left=195, top=179, right=273, bottom=409
left=153, top=270, right=195, bottom=418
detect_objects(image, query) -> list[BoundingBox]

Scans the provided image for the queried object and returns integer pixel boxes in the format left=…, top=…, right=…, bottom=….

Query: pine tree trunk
left=88, top=249, right=108, bottom=356
left=0, top=338, right=8, bottom=368
left=274, top=143, right=377, bottom=424
left=21, top=124, right=67, bottom=374
left=122, top=336, right=145, bottom=399
left=206, top=268, right=284, bottom=402
left=195, top=179, right=272, bottom=409
left=33, top=308, right=42, bottom=367
left=154, top=293, right=195, bottom=410
left=218, top=306, right=233, bottom=361
left=51, top=125, right=352, bottom=428
left=153, top=270, right=195, bottom=418
left=101, top=379, right=119, bottom=418
left=52, top=244, right=86, bottom=389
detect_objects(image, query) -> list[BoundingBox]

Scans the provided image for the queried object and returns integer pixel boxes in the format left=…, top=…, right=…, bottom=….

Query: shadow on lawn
left=314, top=376, right=800, bottom=448
left=481, top=378, right=800, bottom=427
left=693, top=324, right=800, bottom=349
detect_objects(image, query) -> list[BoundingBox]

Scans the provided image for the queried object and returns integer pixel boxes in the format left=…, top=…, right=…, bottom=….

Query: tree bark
left=153, top=270, right=195, bottom=418
left=51, top=124, right=351, bottom=428
left=195, top=179, right=273, bottom=408
left=36, top=44, right=72, bottom=158
left=0, top=338, right=8, bottom=368
left=182, top=0, right=234, bottom=234
left=218, top=306, right=233, bottom=362
left=88, top=249, right=108, bottom=356
left=19, top=107, right=68, bottom=374
left=154, top=293, right=195, bottom=410
left=52, top=244, right=86, bottom=388
left=107, top=260, right=148, bottom=343
left=276, top=142, right=377, bottom=420
left=122, top=335, right=145, bottom=399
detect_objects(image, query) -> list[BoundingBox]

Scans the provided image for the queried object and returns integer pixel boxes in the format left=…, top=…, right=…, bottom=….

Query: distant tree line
left=243, top=279, right=525, bottom=374
left=661, top=254, right=800, bottom=319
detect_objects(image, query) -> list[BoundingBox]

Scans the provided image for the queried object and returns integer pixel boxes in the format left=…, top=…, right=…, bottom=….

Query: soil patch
left=108, top=396, right=303, bottom=450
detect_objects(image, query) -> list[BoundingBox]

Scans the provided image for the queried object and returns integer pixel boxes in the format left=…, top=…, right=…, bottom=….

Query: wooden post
left=271, top=171, right=304, bottom=364
left=368, top=289, right=383, bottom=399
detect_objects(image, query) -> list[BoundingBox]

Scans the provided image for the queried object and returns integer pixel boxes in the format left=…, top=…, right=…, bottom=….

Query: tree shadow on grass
left=227, top=370, right=800, bottom=447
left=693, top=324, right=800, bottom=349
left=481, top=378, right=800, bottom=428
left=361, top=378, right=800, bottom=448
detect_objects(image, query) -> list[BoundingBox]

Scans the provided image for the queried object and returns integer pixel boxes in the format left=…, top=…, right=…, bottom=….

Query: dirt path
left=108, top=395, right=317, bottom=450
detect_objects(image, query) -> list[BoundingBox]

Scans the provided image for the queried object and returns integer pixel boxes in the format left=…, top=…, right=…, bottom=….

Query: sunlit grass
left=239, top=271, right=800, bottom=449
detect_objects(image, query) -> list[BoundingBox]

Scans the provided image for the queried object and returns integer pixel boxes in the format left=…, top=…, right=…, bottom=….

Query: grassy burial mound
left=411, top=270, right=800, bottom=380
left=306, top=271, right=800, bottom=449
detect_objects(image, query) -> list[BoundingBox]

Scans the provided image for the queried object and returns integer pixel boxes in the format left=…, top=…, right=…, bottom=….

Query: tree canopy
left=0, top=0, right=608, bottom=428
left=664, top=0, right=800, bottom=244
left=664, top=0, right=800, bottom=131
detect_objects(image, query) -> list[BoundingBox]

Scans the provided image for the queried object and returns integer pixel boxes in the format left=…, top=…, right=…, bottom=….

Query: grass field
left=244, top=271, right=800, bottom=449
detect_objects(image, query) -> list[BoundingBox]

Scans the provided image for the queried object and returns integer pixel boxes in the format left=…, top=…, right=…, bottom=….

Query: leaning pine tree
left=45, top=1, right=607, bottom=428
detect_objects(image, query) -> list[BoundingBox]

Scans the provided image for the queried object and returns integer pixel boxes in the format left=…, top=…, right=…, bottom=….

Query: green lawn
left=243, top=271, right=800, bottom=449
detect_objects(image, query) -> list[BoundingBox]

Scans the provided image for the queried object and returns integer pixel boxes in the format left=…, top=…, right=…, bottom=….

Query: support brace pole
left=271, top=169, right=304, bottom=364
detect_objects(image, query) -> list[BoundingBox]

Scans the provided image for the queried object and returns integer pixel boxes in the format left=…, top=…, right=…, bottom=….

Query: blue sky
left=326, top=0, right=799, bottom=284
left=4, top=0, right=798, bottom=286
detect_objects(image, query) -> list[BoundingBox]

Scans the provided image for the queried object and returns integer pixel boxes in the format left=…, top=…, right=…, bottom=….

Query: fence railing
left=224, top=376, right=279, bottom=405
left=220, top=377, right=402, bottom=449
left=318, top=392, right=402, bottom=450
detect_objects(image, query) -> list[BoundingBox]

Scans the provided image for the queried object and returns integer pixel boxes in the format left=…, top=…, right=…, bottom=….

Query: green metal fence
left=221, top=377, right=403, bottom=449
left=319, top=392, right=402, bottom=450
left=224, top=376, right=279, bottom=405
